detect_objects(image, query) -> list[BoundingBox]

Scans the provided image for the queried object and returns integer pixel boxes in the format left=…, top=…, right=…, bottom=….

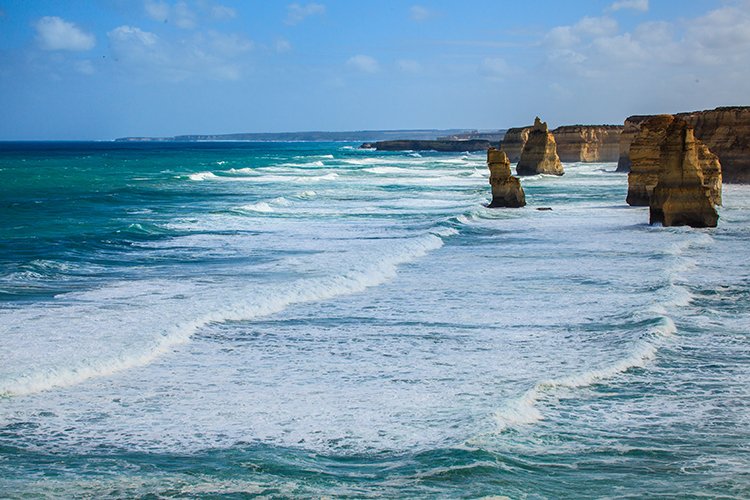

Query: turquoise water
left=1, top=142, right=749, bottom=498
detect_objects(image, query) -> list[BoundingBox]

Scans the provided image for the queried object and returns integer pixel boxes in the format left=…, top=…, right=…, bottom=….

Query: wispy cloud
left=410, top=5, right=432, bottom=22
left=275, top=38, right=292, bottom=53
left=285, top=3, right=325, bottom=25
left=108, top=25, right=254, bottom=81
left=610, top=0, right=649, bottom=12
left=397, top=59, right=422, bottom=73
left=35, top=16, right=95, bottom=51
left=479, top=57, right=510, bottom=79
left=347, top=54, right=379, bottom=73
left=210, top=4, right=236, bottom=20
left=144, top=1, right=197, bottom=29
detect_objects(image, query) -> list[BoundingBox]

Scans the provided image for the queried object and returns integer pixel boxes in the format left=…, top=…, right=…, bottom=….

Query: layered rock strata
left=552, top=125, right=623, bottom=162
left=500, top=126, right=531, bottom=162
left=627, top=115, right=722, bottom=207
left=649, top=118, right=719, bottom=228
left=617, top=106, right=749, bottom=183
left=516, top=117, right=564, bottom=176
left=487, top=148, right=526, bottom=208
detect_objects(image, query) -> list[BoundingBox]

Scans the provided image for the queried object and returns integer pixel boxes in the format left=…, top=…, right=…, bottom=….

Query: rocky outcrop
left=649, top=118, right=719, bottom=228
left=487, top=148, right=526, bottom=208
left=617, top=106, right=750, bottom=183
left=626, top=115, right=674, bottom=206
left=627, top=115, right=722, bottom=207
left=500, top=126, right=531, bottom=162
left=361, top=139, right=491, bottom=152
left=516, top=117, right=564, bottom=176
left=616, top=116, right=651, bottom=172
left=552, top=125, right=622, bottom=162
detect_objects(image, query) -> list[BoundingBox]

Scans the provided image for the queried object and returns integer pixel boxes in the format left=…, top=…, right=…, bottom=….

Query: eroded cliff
left=516, top=117, right=564, bottom=176
left=552, top=125, right=622, bottom=162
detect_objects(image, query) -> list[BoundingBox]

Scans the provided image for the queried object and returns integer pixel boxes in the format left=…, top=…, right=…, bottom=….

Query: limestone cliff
left=617, top=106, right=749, bottom=183
left=616, top=116, right=651, bottom=172
left=552, top=125, right=623, bottom=162
left=500, top=126, right=531, bottom=162
left=627, top=115, right=722, bottom=207
left=516, top=117, right=564, bottom=176
left=487, top=148, right=526, bottom=208
left=649, top=119, right=719, bottom=228
left=626, top=115, right=674, bottom=206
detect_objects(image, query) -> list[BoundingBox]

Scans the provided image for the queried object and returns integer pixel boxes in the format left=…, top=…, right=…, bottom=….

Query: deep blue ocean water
left=0, top=141, right=749, bottom=498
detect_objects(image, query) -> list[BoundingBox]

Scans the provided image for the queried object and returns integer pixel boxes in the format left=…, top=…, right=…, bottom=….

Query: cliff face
left=649, top=119, right=719, bottom=228
left=487, top=148, right=526, bottom=208
left=679, top=107, right=750, bottom=183
left=516, top=117, right=564, bottom=176
left=500, top=126, right=531, bottom=162
left=617, top=106, right=750, bottom=183
left=616, top=116, right=651, bottom=172
left=552, top=125, right=623, bottom=162
left=626, top=115, right=674, bottom=206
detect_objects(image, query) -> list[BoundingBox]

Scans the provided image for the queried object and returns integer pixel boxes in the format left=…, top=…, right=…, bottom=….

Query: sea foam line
left=0, top=232, right=450, bottom=398
left=493, top=316, right=676, bottom=432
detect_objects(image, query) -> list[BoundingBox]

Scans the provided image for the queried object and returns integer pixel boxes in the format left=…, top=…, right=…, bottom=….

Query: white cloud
left=74, top=60, right=95, bottom=75
left=610, top=0, right=649, bottom=12
left=275, top=38, right=292, bottom=53
left=285, top=3, right=325, bottom=25
left=479, top=57, right=510, bottom=78
left=545, top=16, right=617, bottom=47
left=35, top=16, right=95, bottom=51
left=211, top=4, right=236, bottom=20
left=144, top=1, right=197, bottom=29
left=108, top=24, right=253, bottom=81
left=410, top=5, right=432, bottom=22
left=397, top=59, right=422, bottom=73
left=347, top=54, right=379, bottom=73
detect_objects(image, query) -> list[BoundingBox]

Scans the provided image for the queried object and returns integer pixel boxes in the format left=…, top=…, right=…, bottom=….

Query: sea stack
left=649, top=118, right=719, bottom=228
left=500, top=126, right=532, bottom=162
left=627, top=115, right=722, bottom=208
left=487, top=147, right=526, bottom=208
left=516, top=117, right=564, bottom=176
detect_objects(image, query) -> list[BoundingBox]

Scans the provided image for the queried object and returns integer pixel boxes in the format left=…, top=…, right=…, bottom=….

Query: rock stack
left=627, top=115, right=722, bottom=211
left=516, top=117, right=564, bottom=176
left=487, top=147, right=526, bottom=208
left=649, top=118, right=719, bottom=228
left=500, top=126, right=532, bottom=162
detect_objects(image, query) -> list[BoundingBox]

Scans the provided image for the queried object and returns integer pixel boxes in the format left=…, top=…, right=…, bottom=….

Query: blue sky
left=0, top=0, right=748, bottom=139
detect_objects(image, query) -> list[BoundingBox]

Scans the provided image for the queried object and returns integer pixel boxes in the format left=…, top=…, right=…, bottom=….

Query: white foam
left=0, top=233, right=449, bottom=397
left=188, top=171, right=218, bottom=181
left=494, top=316, right=675, bottom=432
left=237, top=202, right=274, bottom=213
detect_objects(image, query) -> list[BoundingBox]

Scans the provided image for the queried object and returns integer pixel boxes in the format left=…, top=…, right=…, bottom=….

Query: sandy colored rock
left=627, top=115, right=722, bottom=207
left=487, top=148, right=526, bottom=208
left=649, top=118, right=718, bottom=228
left=616, top=115, right=651, bottom=172
left=500, top=126, right=531, bottom=162
left=552, top=125, right=622, bottom=162
left=626, top=115, right=674, bottom=206
left=516, top=117, right=564, bottom=176
left=617, top=106, right=749, bottom=183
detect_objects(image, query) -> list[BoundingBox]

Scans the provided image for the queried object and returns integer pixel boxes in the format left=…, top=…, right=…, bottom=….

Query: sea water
left=0, top=142, right=748, bottom=498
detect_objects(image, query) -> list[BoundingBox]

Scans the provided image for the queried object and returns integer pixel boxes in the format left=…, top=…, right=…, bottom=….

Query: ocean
left=0, top=141, right=748, bottom=498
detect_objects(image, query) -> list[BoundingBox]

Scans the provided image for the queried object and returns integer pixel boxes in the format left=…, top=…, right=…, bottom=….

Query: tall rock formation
left=487, top=148, right=526, bottom=208
left=552, top=125, right=623, bottom=162
left=626, top=115, right=674, bottom=206
left=516, top=117, right=565, bottom=176
left=649, top=118, right=719, bottom=228
left=627, top=115, right=722, bottom=207
left=616, top=116, right=651, bottom=172
left=500, top=126, right=531, bottom=162
left=617, top=106, right=749, bottom=183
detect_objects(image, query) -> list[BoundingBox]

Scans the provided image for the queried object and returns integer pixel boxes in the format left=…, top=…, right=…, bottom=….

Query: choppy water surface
left=0, top=142, right=749, bottom=498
